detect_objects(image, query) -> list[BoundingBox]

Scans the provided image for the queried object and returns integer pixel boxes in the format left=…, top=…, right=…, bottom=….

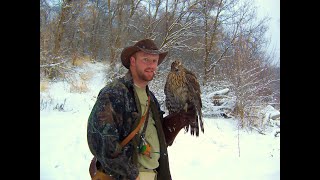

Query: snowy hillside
left=40, top=62, right=280, bottom=180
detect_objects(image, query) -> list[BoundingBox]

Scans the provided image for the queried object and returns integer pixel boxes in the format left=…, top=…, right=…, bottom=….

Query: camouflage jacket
left=87, top=72, right=171, bottom=180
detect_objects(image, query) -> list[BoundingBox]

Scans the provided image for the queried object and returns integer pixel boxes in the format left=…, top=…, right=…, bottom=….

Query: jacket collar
left=122, top=71, right=151, bottom=94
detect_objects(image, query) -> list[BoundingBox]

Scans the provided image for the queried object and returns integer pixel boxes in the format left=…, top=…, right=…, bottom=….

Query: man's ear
left=130, top=56, right=135, bottom=67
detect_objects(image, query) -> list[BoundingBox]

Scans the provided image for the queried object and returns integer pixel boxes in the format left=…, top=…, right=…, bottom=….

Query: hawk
left=164, top=60, right=204, bottom=137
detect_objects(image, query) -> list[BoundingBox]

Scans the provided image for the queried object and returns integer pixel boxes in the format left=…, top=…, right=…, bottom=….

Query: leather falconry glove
left=162, top=105, right=197, bottom=146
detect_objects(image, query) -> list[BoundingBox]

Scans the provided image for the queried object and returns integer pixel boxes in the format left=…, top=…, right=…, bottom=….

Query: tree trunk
left=53, top=0, right=72, bottom=60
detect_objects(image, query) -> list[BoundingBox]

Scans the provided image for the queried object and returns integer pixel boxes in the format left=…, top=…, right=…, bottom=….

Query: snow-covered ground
left=40, top=62, right=280, bottom=180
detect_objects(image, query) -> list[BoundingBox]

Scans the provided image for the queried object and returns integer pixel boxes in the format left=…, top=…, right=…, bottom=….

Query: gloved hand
left=162, top=106, right=196, bottom=146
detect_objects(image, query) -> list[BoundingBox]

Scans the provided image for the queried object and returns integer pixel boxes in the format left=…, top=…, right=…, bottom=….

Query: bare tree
left=53, top=0, right=73, bottom=57
left=229, top=29, right=278, bottom=128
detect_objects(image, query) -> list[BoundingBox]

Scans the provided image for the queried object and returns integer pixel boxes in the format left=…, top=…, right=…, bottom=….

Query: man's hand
left=91, top=170, right=115, bottom=180
left=89, top=157, right=98, bottom=178
left=90, top=157, right=116, bottom=180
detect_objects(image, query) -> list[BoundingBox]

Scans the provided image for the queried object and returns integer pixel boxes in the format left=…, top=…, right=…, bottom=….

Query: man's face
left=131, top=51, right=159, bottom=82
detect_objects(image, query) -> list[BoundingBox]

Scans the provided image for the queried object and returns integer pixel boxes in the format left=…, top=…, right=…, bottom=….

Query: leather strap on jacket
left=120, top=96, right=150, bottom=147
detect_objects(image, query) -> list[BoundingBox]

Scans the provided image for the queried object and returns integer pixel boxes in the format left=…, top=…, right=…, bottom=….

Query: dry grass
left=68, top=58, right=94, bottom=93
left=70, top=79, right=89, bottom=93
left=40, top=80, right=49, bottom=92
left=80, top=71, right=93, bottom=81
left=72, top=55, right=91, bottom=66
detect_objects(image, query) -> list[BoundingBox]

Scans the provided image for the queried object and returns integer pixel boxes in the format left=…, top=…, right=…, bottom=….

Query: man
left=87, top=39, right=194, bottom=180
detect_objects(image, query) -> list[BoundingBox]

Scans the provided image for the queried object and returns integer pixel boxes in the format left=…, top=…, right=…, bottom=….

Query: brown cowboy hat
left=120, top=39, right=168, bottom=69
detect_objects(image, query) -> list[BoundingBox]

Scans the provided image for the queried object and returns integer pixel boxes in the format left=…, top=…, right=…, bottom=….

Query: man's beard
left=137, top=68, right=155, bottom=81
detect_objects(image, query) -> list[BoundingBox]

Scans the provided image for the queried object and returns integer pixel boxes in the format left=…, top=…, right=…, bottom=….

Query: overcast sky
left=255, top=0, right=280, bottom=64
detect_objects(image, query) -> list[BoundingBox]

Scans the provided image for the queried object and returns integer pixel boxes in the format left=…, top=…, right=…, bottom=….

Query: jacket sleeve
left=87, top=89, right=139, bottom=180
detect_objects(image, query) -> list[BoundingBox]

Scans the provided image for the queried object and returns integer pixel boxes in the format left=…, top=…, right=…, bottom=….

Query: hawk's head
left=170, top=60, right=182, bottom=72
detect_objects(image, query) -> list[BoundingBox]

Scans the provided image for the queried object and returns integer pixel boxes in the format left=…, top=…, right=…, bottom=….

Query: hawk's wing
left=184, top=68, right=202, bottom=108
left=184, top=68, right=204, bottom=135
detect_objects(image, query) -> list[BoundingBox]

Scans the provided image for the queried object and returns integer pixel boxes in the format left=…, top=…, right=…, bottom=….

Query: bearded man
left=87, top=39, right=194, bottom=180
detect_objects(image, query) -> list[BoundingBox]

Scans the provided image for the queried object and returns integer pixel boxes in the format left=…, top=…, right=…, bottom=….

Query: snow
left=40, top=62, right=280, bottom=180
left=207, top=88, right=230, bottom=98
left=262, top=105, right=280, bottom=120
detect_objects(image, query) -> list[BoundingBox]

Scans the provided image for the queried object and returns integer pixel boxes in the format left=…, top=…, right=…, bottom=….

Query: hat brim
left=121, top=46, right=168, bottom=69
